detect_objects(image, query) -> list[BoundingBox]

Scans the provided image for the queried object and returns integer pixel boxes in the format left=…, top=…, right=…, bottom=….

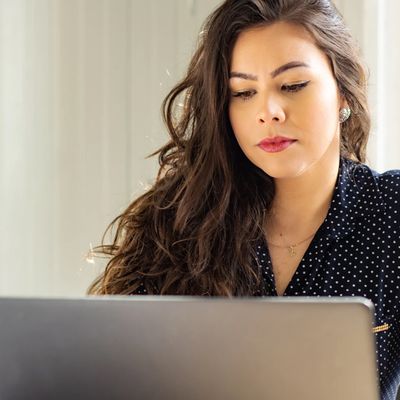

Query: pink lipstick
left=257, top=136, right=297, bottom=153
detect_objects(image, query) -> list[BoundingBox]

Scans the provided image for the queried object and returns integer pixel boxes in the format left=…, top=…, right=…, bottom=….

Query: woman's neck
left=266, top=153, right=340, bottom=240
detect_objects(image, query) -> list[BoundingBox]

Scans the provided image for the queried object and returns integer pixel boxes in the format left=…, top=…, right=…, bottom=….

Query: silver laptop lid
left=0, top=296, right=379, bottom=400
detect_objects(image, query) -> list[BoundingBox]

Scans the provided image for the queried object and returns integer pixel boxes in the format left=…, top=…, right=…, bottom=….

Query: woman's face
left=228, top=22, right=345, bottom=179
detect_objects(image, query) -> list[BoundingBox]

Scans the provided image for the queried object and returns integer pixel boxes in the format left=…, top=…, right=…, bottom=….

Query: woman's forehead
left=230, top=22, right=329, bottom=75
left=234, top=21, right=314, bottom=47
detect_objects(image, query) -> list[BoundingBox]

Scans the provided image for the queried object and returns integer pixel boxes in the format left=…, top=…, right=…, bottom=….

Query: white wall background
left=334, top=0, right=399, bottom=171
left=0, top=0, right=220, bottom=296
left=0, top=0, right=398, bottom=297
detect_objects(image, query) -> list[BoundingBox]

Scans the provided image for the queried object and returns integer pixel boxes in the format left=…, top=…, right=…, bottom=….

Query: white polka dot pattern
left=255, top=158, right=400, bottom=400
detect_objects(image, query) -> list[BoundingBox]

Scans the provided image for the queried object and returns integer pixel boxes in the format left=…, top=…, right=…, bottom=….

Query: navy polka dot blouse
left=254, top=158, right=400, bottom=400
left=133, top=157, right=400, bottom=400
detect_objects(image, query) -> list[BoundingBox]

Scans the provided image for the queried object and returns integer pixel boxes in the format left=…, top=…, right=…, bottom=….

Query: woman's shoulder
left=343, top=158, right=400, bottom=212
left=345, top=158, right=400, bottom=181
left=373, top=167, right=400, bottom=188
left=366, top=164, right=400, bottom=200
left=373, top=167, right=400, bottom=216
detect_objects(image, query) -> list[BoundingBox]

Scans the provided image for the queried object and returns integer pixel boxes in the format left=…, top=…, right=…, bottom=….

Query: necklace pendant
left=288, top=245, right=296, bottom=257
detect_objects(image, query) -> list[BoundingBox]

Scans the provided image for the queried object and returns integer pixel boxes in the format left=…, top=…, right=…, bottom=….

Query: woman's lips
left=257, top=136, right=297, bottom=153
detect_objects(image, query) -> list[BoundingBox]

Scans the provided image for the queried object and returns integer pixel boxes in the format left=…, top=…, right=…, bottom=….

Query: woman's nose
left=257, top=98, right=286, bottom=125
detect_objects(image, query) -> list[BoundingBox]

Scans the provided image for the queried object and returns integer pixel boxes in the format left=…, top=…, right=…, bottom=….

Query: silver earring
left=339, top=107, right=351, bottom=123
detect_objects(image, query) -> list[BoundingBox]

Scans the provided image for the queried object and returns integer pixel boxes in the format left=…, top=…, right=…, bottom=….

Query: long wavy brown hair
left=87, top=0, right=370, bottom=296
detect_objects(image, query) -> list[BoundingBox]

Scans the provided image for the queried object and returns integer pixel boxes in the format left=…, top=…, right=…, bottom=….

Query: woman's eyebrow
left=229, top=61, right=310, bottom=80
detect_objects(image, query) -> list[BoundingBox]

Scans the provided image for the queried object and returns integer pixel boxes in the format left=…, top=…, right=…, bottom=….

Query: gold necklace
left=267, top=231, right=317, bottom=257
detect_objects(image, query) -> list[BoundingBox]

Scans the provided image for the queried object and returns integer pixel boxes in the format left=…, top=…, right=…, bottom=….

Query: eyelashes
left=281, top=81, right=310, bottom=92
left=231, top=90, right=256, bottom=101
left=231, top=80, right=310, bottom=101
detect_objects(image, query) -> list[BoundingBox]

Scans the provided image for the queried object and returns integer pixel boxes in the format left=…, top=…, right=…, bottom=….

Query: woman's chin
left=260, top=163, right=310, bottom=180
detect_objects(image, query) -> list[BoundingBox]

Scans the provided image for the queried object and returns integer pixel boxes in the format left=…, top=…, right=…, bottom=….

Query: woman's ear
left=339, top=95, right=349, bottom=110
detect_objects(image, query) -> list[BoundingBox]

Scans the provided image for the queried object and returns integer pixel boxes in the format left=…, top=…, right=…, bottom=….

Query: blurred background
left=0, top=0, right=398, bottom=296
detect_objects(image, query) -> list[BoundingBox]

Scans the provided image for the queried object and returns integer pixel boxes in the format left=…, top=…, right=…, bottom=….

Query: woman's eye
left=231, top=90, right=255, bottom=101
left=281, top=81, right=310, bottom=93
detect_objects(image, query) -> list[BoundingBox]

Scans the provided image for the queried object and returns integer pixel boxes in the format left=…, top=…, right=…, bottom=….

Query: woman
left=88, top=1, right=399, bottom=398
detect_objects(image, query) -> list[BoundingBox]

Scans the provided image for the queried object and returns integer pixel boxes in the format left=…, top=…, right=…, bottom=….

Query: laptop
left=0, top=296, right=379, bottom=400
